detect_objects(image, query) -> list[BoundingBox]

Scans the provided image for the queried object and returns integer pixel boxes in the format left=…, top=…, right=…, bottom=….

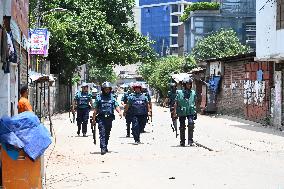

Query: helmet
left=182, top=77, right=193, bottom=84
left=81, top=82, right=89, bottom=88
left=132, top=82, right=142, bottom=89
left=102, top=82, right=112, bottom=89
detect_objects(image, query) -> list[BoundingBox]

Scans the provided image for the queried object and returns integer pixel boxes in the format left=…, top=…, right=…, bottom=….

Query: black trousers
left=77, top=108, right=90, bottom=134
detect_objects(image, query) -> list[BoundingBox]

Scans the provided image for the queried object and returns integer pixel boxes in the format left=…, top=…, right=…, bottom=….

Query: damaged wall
left=216, top=59, right=273, bottom=123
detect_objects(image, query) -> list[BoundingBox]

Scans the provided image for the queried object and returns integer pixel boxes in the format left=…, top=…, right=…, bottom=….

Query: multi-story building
left=255, top=0, right=284, bottom=128
left=140, top=0, right=210, bottom=56
left=182, top=0, right=256, bottom=55
left=0, top=0, right=29, bottom=117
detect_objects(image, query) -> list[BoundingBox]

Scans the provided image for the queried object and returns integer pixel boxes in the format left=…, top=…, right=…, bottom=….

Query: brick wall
left=217, top=60, right=246, bottom=117
left=216, top=60, right=273, bottom=123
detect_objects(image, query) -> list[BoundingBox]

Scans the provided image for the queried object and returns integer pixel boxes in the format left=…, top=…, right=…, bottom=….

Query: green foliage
left=71, top=74, right=81, bottom=85
left=180, top=2, right=220, bottom=22
left=192, top=29, right=250, bottom=61
left=88, top=65, right=117, bottom=84
left=29, top=0, right=156, bottom=84
left=139, top=56, right=194, bottom=97
left=182, top=55, right=197, bottom=72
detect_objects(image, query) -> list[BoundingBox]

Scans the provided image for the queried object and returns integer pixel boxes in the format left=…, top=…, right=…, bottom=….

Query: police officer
left=92, top=82, right=122, bottom=155
left=173, top=77, right=196, bottom=146
left=121, top=84, right=132, bottom=137
left=167, top=82, right=178, bottom=135
left=73, top=83, right=93, bottom=137
left=141, top=83, right=152, bottom=133
left=124, top=83, right=151, bottom=144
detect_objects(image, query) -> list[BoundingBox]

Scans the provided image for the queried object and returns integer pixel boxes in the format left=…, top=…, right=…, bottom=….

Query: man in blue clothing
left=72, top=83, right=93, bottom=137
left=92, top=82, right=122, bottom=155
left=121, top=84, right=132, bottom=137
left=123, top=83, right=151, bottom=144
left=167, top=82, right=178, bottom=136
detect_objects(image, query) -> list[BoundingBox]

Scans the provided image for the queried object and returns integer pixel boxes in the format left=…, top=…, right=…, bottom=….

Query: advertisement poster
left=29, top=28, right=49, bottom=55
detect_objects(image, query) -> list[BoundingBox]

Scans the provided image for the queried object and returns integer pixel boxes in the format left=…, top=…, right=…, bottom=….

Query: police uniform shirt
left=74, top=91, right=92, bottom=109
left=93, top=94, right=119, bottom=110
left=127, top=93, right=149, bottom=106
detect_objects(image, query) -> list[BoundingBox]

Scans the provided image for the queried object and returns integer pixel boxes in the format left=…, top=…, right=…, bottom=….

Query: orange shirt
left=18, top=97, right=33, bottom=113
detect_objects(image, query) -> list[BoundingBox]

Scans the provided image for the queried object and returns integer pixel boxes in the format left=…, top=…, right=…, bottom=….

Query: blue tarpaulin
left=0, top=112, right=52, bottom=160
left=208, top=76, right=221, bottom=92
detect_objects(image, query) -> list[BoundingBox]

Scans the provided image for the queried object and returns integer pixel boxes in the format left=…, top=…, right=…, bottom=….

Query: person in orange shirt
left=18, top=85, right=33, bottom=113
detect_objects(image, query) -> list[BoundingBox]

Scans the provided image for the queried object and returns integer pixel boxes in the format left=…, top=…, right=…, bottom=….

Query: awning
left=29, top=71, right=56, bottom=83
left=171, top=73, right=192, bottom=83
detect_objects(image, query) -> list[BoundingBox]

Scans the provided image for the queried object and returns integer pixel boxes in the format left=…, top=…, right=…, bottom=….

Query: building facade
left=183, top=0, right=256, bottom=55
left=256, top=0, right=284, bottom=128
left=0, top=0, right=29, bottom=117
left=140, top=0, right=210, bottom=56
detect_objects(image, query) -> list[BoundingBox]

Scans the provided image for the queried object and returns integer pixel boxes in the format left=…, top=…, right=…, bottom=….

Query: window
left=172, top=5, right=179, bottom=13
left=172, top=26, right=178, bottom=34
left=277, top=0, right=284, bottom=29
left=171, top=37, right=178, bottom=45
left=172, top=15, right=179, bottom=23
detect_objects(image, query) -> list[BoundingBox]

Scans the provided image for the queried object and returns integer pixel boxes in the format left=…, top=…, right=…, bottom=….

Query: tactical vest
left=97, top=94, right=115, bottom=115
left=77, top=92, right=91, bottom=108
left=176, top=89, right=196, bottom=117
left=131, top=94, right=148, bottom=116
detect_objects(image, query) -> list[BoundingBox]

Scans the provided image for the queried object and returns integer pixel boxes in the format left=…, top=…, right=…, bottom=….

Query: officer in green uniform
left=124, top=83, right=151, bottom=144
left=173, top=77, right=196, bottom=146
left=92, top=82, right=122, bottom=155
left=73, top=83, right=93, bottom=137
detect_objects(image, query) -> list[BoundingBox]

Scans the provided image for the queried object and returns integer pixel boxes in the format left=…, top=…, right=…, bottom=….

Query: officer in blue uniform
left=141, top=83, right=152, bottom=133
left=121, top=84, right=132, bottom=137
left=124, top=83, right=151, bottom=144
left=73, top=83, right=93, bottom=137
left=92, top=82, right=122, bottom=155
left=167, top=83, right=178, bottom=134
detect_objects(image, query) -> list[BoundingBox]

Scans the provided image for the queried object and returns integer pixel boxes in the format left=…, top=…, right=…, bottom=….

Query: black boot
left=180, top=126, right=185, bottom=146
left=101, top=148, right=106, bottom=155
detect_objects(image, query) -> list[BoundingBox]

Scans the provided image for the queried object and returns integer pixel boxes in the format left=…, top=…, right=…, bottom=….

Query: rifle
left=173, top=118, right=178, bottom=138
left=72, top=111, right=76, bottom=123
left=90, top=116, right=96, bottom=144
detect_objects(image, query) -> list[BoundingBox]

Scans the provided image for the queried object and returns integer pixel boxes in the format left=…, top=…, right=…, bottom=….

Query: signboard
left=29, top=29, right=49, bottom=55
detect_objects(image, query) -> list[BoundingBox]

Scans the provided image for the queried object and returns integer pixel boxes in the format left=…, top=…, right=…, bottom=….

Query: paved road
left=44, top=104, right=284, bottom=189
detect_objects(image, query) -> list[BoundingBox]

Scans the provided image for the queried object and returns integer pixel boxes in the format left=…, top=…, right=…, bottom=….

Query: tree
left=139, top=56, right=185, bottom=97
left=88, top=65, right=117, bottom=84
left=29, top=0, right=156, bottom=84
left=192, top=29, right=250, bottom=61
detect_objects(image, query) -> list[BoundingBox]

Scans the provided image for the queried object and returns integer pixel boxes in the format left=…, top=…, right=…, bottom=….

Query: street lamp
left=37, top=7, right=68, bottom=28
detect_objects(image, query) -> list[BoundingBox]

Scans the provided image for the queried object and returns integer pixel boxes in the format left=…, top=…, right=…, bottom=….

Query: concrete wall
left=256, top=0, right=284, bottom=60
